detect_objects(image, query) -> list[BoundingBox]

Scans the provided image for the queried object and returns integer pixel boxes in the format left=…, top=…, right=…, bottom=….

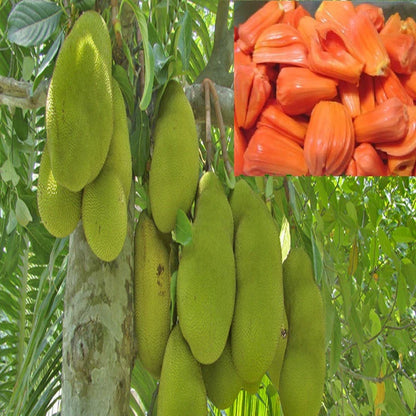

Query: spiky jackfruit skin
left=279, top=248, right=325, bottom=416
left=148, top=81, right=199, bottom=233
left=82, top=169, right=127, bottom=262
left=267, top=309, right=288, bottom=390
left=37, top=147, right=81, bottom=238
left=177, top=172, right=235, bottom=364
left=46, top=11, right=113, bottom=192
left=134, top=213, right=171, bottom=379
left=157, top=325, right=207, bottom=416
left=202, top=340, right=243, bottom=410
left=106, top=78, right=132, bottom=199
left=230, top=180, right=285, bottom=384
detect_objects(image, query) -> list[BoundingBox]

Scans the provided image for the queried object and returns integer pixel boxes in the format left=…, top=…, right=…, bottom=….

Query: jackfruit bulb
left=134, top=212, right=171, bottom=379
left=230, top=179, right=285, bottom=384
left=46, top=11, right=113, bottom=192
left=148, top=80, right=199, bottom=233
left=82, top=168, right=127, bottom=262
left=267, top=309, right=288, bottom=390
left=202, top=339, right=243, bottom=410
left=106, top=78, right=132, bottom=199
left=157, top=325, right=207, bottom=416
left=177, top=172, right=235, bottom=364
left=279, top=248, right=325, bottom=416
left=37, top=146, right=81, bottom=238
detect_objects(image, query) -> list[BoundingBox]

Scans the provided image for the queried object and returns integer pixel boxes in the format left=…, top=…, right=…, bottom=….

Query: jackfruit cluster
left=133, top=176, right=326, bottom=415
left=39, top=11, right=131, bottom=262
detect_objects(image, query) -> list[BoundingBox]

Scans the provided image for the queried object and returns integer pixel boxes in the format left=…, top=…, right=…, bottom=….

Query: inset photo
left=234, top=1, right=416, bottom=176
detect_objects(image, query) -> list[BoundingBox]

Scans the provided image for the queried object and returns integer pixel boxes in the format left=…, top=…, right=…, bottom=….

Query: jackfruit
left=46, top=11, right=113, bottom=192
left=267, top=309, right=288, bottom=390
left=134, top=212, right=171, bottom=379
left=37, top=146, right=81, bottom=238
left=157, top=325, right=207, bottom=416
left=229, top=179, right=285, bottom=383
left=279, top=248, right=325, bottom=416
left=82, top=168, right=127, bottom=262
left=105, top=78, right=132, bottom=199
left=243, top=378, right=262, bottom=395
left=202, top=339, right=243, bottom=410
left=177, top=172, right=235, bottom=364
left=148, top=80, right=199, bottom=233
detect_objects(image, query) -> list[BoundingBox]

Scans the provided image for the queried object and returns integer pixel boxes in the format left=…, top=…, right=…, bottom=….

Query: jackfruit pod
left=253, top=23, right=309, bottom=67
left=37, top=146, right=81, bottom=238
left=280, top=1, right=296, bottom=12
left=376, top=106, right=416, bottom=157
left=297, top=16, right=318, bottom=46
left=380, top=13, right=401, bottom=36
left=304, top=101, right=355, bottom=176
left=388, top=154, right=416, bottom=176
left=281, top=5, right=311, bottom=28
left=202, top=340, right=243, bottom=410
left=244, top=126, right=308, bottom=176
left=276, top=67, right=338, bottom=115
left=355, top=3, right=384, bottom=32
left=400, top=71, right=416, bottom=99
left=234, top=41, right=252, bottom=66
left=374, top=68, right=413, bottom=106
left=354, top=97, right=409, bottom=144
left=308, top=22, right=364, bottom=84
left=243, top=378, right=262, bottom=395
left=338, top=81, right=361, bottom=118
left=316, top=2, right=390, bottom=76
left=351, top=143, right=388, bottom=176
left=359, top=73, right=376, bottom=114
left=235, top=63, right=271, bottom=129
left=237, top=1, right=284, bottom=53
left=381, top=32, right=416, bottom=74
left=234, top=116, right=247, bottom=176
left=257, top=100, right=307, bottom=146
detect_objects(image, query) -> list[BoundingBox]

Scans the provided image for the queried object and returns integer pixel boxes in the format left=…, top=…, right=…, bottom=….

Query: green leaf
left=22, top=56, right=35, bottom=81
left=15, top=198, right=32, bottom=227
left=37, top=30, right=64, bottom=77
left=7, top=0, right=63, bottom=47
left=70, top=0, right=95, bottom=12
left=1, top=159, right=20, bottom=186
left=13, top=108, right=28, bottom=142
left=401, top=377, right=416, bottom=411
left=173, top=210, right=192, bottom=246
left=369, top=309, right=381, bottom=337
left=121, top=0, right=154, bottom=110
left=393, top=226, right=414, bottom=243
left=397, top=272, right=409, bottom=317
left=279, top=216, right=290, bottom=263
left=178, top=10, right=192, bottom=72
left=329, top=313, right=341, bottom=376
left=112, top=64, right=134, bottom=116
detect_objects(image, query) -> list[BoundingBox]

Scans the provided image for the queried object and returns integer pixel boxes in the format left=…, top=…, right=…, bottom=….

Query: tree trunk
left=62, top=196, right=135, bottom=415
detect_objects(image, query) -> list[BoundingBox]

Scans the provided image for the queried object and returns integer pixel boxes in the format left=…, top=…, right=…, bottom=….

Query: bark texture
left=62, top=198, right=135, bottom=415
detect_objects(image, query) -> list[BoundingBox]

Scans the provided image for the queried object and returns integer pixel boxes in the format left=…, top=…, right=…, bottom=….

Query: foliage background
left=0, top=1, right=415, bottom=416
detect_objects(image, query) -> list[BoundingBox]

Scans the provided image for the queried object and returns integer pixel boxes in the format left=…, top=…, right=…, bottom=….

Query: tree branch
left=196, top=0, right=233, bottom=87
left=0, top=76, right=48, bottom=109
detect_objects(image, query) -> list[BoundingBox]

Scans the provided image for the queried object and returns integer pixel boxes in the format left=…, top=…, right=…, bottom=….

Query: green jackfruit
left=230, top=179, right=285, bottom=384
left=267, top=309, right=288, bottom=390
left=148, top=80, right=199, bottom=233
left=134, top=213, right=171, bottom=379
left=158, top=325, right=207, bottom=416
left=243, top=378, right=262, bottom=395
left=46, top=11, right=113, bottom=192
left=37, top=146, right=81, bottom=238
left=82, top=168, right=127, bottom=262
left=279, top=248, right=325, bottom=416
left=177, top=172, right=235, bottom=364
left=106, top=78, right=132, bottom=199
left=202, top=339, right=243, bottom=410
